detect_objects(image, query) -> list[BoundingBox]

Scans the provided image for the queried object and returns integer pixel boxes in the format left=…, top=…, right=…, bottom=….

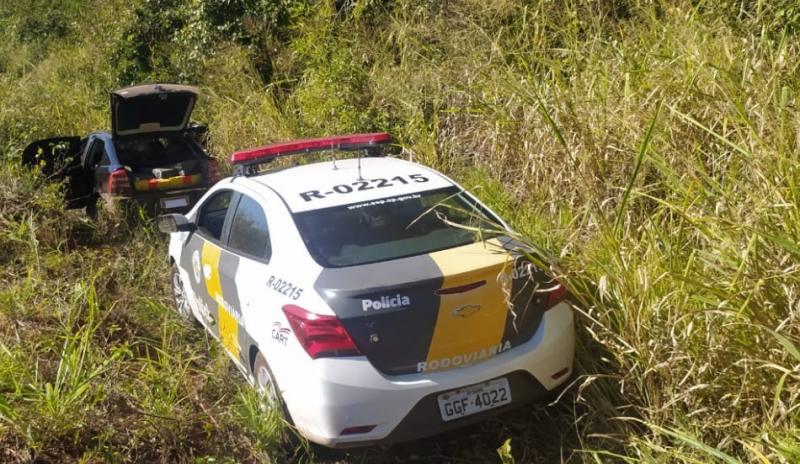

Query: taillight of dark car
left=206, top=158, right=222, bottom=183
left=281, top=304, right=361, bottom=359
left=545, top=282, right=567, bottom=310
left=107, top=168, right=131, bottom=195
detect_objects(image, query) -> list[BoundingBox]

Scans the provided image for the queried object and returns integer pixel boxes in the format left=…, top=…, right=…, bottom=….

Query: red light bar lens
left=282, top=304, right=361, bottom=359
left=230, top=132, right=391, bottom=165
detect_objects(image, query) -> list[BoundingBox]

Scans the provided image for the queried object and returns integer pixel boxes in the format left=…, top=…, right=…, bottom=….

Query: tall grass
left=0, top=157, right=293, bottom=461
left=1, top=0, right=799, bottom=462
left=280, top=1, right=800, bottom=461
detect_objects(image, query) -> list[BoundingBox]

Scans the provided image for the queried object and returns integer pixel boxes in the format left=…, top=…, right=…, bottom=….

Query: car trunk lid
left=111, top=83, right=198, bottom=138
left=313, top=238, right=552, bottom=375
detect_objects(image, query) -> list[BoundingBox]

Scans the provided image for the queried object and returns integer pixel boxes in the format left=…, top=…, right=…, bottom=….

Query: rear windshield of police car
left=293, top=187, right=501, bottom=268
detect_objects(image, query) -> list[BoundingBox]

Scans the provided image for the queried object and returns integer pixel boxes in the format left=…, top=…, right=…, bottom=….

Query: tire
left=170, top=263, right=195, bottom=322
left=253, top=351, right=293, bottom=423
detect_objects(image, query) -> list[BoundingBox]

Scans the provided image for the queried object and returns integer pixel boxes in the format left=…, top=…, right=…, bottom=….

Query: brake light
left=108, top=168, right=131, bottom=195
left=545, top=282, right=567, bottom=309
left=206, top=158, right=221, bottom=183
left=282, top=305, right=361, bottom=359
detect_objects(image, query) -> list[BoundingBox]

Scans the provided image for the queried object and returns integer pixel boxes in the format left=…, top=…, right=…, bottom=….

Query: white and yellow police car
left=158, top=133, right=575, bottom=448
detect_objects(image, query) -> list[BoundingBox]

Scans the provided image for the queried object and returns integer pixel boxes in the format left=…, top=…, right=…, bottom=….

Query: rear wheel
left=253, top=351, right=280, bottom=406
left=253, top=351, right=292, bottom=423
left=170, top=263, right=194, bottom=321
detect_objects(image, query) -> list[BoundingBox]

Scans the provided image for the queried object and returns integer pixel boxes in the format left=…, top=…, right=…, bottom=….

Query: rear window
left=115, top=93, right=194, bottom=133
left=293, top=187, right=501, bottom=268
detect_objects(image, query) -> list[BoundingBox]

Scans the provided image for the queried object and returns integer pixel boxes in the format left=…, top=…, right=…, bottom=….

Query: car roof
left=244, top=157, right=456, bottom=213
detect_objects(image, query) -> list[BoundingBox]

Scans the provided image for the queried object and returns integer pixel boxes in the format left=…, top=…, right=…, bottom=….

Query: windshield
left=293, top=187, right=502, bottom=268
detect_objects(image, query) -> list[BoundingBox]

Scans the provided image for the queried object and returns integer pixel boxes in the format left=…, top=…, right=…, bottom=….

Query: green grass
left=1, top=0, right=799, bottom=462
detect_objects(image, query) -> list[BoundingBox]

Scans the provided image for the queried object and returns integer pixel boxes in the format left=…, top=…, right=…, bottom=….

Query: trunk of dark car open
left=114, top=136, right=207, bottom=193
left=110, top=84, right=210, bottom=194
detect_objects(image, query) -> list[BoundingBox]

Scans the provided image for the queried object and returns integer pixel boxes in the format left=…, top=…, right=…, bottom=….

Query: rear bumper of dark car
left=104, top=186, right=209, bottom=215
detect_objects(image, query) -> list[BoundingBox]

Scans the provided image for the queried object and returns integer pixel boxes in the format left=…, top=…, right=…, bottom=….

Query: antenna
left=332, top=155, right=338, bottom=170
left=357, top=149, right=364, bottom=180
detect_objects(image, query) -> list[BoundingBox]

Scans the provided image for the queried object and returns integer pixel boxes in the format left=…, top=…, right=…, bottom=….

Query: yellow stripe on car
left=201, top=241, right=240, bottom=358
left=424, top=239, right=512, bottom=372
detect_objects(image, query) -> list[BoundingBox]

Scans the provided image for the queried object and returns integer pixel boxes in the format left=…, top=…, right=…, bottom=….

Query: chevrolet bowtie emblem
left=452, top=304, right=481, bottom=318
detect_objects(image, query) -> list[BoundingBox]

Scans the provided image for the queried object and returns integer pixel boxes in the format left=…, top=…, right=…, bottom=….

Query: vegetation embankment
left=1, top=0, right=799, bottom=462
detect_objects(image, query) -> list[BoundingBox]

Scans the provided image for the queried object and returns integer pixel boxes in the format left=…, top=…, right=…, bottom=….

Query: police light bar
left=230, top=132, right=392, bottom=174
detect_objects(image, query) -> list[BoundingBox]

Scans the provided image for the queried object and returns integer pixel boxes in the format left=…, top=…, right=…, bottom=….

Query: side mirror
left=157, top=214, right=196, bottom=233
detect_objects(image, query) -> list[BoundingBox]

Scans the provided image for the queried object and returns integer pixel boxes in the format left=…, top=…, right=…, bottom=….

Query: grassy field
left=1, top=0, right=799, bottom=462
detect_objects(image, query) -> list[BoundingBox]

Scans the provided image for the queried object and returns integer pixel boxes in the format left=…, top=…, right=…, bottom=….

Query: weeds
left=1, top=0, right=799, bottom=462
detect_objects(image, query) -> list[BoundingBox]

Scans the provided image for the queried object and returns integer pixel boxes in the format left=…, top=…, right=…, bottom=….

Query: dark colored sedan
left=22, top=83, right=221, bottom=216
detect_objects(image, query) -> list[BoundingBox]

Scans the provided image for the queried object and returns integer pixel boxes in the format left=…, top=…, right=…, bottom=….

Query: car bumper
left=282, top=302, right=575, bottom=448
left=103, top=186, right=209, bottom=214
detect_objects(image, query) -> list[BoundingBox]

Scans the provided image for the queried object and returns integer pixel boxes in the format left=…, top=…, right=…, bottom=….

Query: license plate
left=161, top=196, right=189, bottom=209
left=437, top=378, right=512, bottom=422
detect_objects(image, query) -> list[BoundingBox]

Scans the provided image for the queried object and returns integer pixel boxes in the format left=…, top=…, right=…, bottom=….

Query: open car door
left=22, top=137, right=81, bottom=178
left=21, top=136, right=95, bottom=209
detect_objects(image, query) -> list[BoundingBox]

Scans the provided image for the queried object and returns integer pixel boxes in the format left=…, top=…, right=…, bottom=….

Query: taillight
left=545, top=282, right=567, bottom=310
left=108, top=168, right=131, bottom=195
left=281, top=305, right=361, bottom=359
left=207, top=158, right=221, bottom=183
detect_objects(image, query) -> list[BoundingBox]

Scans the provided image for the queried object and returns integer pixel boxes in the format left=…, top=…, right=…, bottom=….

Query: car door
left=179, top=189, right=238, bottom=345
left=21, top=136, right=94, bottom=209
left=22, top=136, right=80, bottom=177
left=222, top=192, right=275, bottom=368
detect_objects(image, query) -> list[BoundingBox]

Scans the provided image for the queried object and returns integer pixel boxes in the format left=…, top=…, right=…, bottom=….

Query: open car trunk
left=114, top=136, right=207, bottom=193
left=111, top=83, right=198, bottom=138
left=110, top=84, right=207, bottom=193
